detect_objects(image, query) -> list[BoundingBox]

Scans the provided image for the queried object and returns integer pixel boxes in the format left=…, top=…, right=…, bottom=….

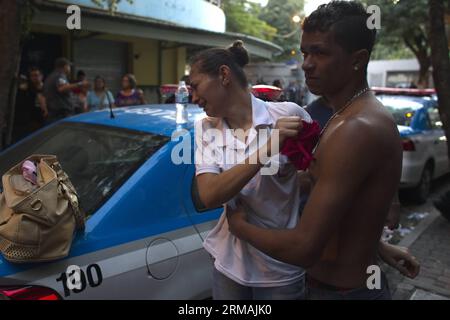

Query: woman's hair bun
left=227, top=40, right=250, bottom=68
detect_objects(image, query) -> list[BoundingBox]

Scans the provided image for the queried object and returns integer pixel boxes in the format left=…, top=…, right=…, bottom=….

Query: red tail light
left=0, top=286, right=61, bottom=300
left=402, top=139, right=416, bottom=151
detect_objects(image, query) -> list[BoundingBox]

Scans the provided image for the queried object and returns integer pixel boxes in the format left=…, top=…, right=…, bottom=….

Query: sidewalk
left=384, top=209, right=450, bottom=300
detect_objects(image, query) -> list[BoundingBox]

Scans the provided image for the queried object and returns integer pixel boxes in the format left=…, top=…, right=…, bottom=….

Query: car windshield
left=377, top=96, right=424, bottom=127
left=0, top=122, right=170, bottom=217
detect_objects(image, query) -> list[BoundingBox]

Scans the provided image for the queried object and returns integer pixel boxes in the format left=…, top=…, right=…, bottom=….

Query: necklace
left=313, top=87, right=371, bottom=154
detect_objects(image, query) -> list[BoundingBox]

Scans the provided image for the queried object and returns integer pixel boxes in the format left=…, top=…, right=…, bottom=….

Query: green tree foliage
left=371, top=40, right=415, bottom=61
left=222, top=0, right=277, bottom=41
left=259, top=0, right=304, bottom=59
left=361, top=0, right=432, bottom=87
left=222, top=0, right=304, bottom=60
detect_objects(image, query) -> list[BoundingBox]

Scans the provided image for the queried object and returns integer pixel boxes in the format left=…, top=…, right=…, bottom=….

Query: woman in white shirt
left=191, top=41, right=417, bottom=300
left=191, top=41, right=309, bottom=300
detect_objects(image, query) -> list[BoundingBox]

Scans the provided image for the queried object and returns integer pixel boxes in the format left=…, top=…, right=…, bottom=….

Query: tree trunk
left=429, top=0, right=450, bottom=159
left=404, top=35, right=431, bottom=88
left=417, top=58, right=431, bottom=88
left=0, top=1, right=26, bottom=150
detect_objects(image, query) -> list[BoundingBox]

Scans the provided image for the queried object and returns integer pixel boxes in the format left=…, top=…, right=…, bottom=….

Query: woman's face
left=121, top=76, right=131, bottom=90
left=95, top=78, right=105, bottom=91
left=189, top=65, right=228, bottom=118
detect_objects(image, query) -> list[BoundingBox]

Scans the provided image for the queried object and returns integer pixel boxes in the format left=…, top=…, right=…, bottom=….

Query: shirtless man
left=227, top=1, right=419, bottom=299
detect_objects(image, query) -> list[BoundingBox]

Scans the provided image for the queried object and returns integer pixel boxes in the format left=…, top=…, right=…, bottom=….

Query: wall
left=50, top=0, right=226, bottom=33
left=30, top=25, right=187, bottom=103
left=161, top=46, right=187, bottom=85
left=129, top=38, right=159, bottom=86
left=245, top=63, right=304, bottom=87
left=367, top=59, right=431, bottom=87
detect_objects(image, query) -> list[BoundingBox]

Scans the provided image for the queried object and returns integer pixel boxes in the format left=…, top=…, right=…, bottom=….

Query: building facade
left=24, top=0, right=282, bottom=102
left=367, top=59, right=434, bottom=88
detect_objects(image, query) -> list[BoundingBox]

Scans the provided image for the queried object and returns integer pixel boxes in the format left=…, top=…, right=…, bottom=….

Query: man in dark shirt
left=12, top=75, right=33, bottom=142
left=43, top=58, right=88, bottom=123
left=305, top=96, right=334, bottom=129
left=12, top=68, right=48, bottom=143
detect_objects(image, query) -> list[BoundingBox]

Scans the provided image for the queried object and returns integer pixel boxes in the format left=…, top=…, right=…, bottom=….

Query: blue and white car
left=0, top=105, right=222, bottom=300
left=376, top=92, right=449, bottom=203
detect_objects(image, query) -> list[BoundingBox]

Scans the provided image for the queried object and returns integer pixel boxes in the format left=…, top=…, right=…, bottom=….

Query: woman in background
left=87, top=76, right=115, bottom=111
left=116, top=74, right=146, bottom=107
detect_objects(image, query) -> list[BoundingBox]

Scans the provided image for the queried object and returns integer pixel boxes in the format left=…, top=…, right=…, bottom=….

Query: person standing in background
left=87, top=76, right=115, bottom=111
left=305, top=97, right=334, bottom=129
left=72, top=81, right=89, bottom=114
left=116, top=74, right=146, bottom=107
left=43, top=58, right=88, bottom=123
left=72, top=70, right=87, bottom=96
left=27, top=67, right=48, bottom=130
left=72, top=70, right=89, bottom=114
left=12, top=67, right=48, bottom=143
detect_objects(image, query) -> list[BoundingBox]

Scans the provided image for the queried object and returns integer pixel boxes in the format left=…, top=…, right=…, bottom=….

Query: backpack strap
left=50, top=161, right=85, bottom=231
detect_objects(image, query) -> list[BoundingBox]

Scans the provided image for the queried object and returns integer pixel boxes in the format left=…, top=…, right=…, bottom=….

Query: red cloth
left=280, top=120, right=321, bottom=171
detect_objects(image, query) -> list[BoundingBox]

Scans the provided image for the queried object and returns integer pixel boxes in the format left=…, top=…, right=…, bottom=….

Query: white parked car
left=376, top=89, right=449, bottom=203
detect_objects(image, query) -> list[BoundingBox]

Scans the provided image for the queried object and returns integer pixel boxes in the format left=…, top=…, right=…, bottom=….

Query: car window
left=427, top=107, right=443, bottom=129
left=377, top=96, right=424, bottom=127
left=0, top=122, right=170, bottom=217
left=389, top=109, right=416, bottom=127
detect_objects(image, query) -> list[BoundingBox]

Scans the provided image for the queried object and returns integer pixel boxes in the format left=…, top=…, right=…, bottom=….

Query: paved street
left=384, top=177, right=450, bottom=300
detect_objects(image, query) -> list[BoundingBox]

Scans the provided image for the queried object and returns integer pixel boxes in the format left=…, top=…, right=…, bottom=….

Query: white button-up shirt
left=194, top=94, right=312, bottom=287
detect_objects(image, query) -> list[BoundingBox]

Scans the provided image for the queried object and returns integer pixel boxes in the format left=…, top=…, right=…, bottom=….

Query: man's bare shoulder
left=320, top=110, right=397, bottom=170
left=326, top=115, right=378, bottom=147
left=335, top=97, right=398, bottom=142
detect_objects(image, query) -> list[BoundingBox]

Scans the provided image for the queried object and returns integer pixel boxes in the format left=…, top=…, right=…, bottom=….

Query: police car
left=0, top=105, right=222, bottom=300
left=374, top=88, right=449, bottom=203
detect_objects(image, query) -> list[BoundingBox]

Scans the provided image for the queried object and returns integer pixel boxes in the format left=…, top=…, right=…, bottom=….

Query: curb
left=398, top=207, right=441, bottom=248
left=396, top=206, right=450, bottom=299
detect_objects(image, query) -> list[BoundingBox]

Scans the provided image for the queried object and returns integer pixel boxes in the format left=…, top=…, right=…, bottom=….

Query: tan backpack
left=0, top=155, right=85, bottom=263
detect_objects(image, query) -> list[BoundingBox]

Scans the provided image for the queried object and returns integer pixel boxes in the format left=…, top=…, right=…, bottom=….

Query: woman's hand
left=378, top=241, right=420, bottom=279
left=274, top=116, right=303, bottom=146
left=264, top=117, right=303, bottom=159
left=226, top=204, right=248, bottom=239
